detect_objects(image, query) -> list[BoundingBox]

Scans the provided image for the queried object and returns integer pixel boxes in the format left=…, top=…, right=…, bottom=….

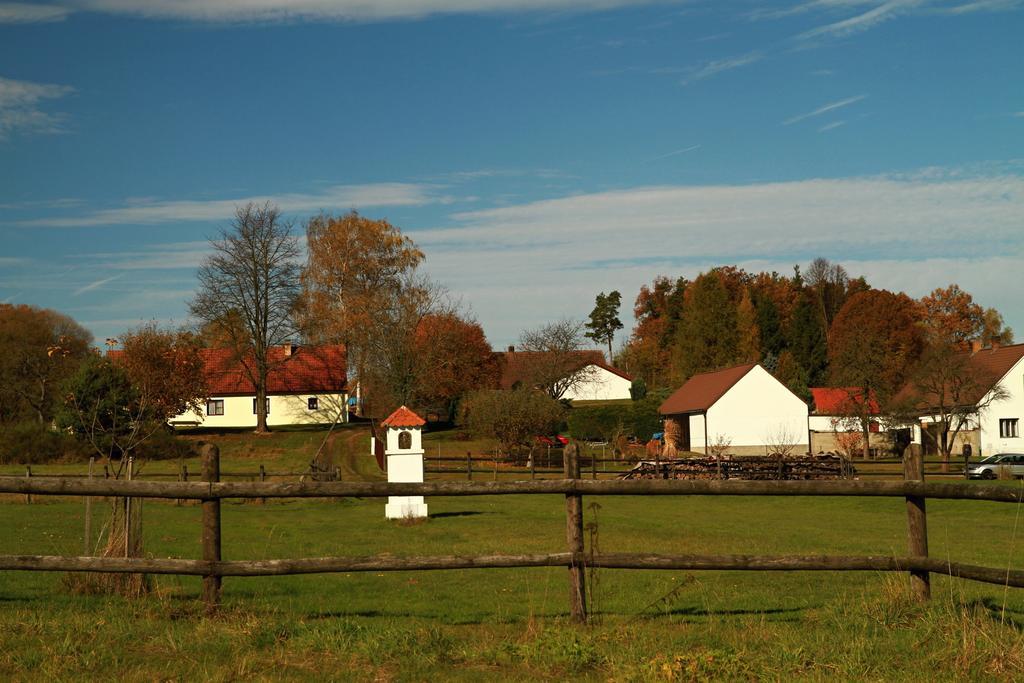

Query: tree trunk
left=255, top=378, right=268, bottom=433
left=862, top=417, right=871, bottom=460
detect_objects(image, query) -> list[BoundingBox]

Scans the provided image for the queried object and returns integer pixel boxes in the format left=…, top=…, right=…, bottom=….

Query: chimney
left=507, top=345, right=515, bottom=353
left=284, top=343, right=298, bottom=356
left=991, top=340, right=1001, bottom=351
left=970, top=339, right=982, bottom=354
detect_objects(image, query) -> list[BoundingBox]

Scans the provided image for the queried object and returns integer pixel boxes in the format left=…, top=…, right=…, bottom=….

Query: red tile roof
left=381, top=405, right=426, bottom=428
left=810, top=387, right=880, bottom=415
left=201, top=345, right=347, bottom=396
left=659, top=363, right=757, bottom=415
left=495, top=350, right=632, bottom=390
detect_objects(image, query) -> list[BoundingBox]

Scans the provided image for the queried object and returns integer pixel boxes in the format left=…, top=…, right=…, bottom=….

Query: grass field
left=2, top=428, right=1024, bottom=680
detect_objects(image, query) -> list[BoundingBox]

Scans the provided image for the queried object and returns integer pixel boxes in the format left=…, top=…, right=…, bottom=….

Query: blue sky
left=1, top=0, right=1022, bottom=351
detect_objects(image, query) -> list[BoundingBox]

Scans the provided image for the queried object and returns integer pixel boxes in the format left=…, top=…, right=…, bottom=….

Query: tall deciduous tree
left=190, top=202, right=300, bottom=432
left=920, top=284, right=984, bottom=349
left=804, top=257, right=850, bottom=341
left=413, top=312, right=499, bottom=419
left=736, top=288, right=761, bottom=363
left=300, top=210, right=424, bottom=384
left=829, top=289, right=925, bottom=458
left=584, top=290, right=623, bottom=362
left=517, top=319, right=596, bottom=400
left=0, top=304, right=92, bottom=424
left=980, top=307, right=1014, bottom=347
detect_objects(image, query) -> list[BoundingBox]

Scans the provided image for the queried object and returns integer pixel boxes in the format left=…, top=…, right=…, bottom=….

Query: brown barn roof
left=659, top=363, right=757, bottom=415
left=898, top=342, right=1024, bottom=410
left=381, top=405, right=426, bottom=428
left=495, top=350, right=631, bottom=390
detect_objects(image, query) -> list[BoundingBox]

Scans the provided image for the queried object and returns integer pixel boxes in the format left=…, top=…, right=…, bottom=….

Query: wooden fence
left=1, top=447, right=1023, bottom=622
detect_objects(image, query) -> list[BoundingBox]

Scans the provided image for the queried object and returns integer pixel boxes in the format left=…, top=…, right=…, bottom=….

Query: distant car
left=535, top=435, right=555, bottom=447
left=967, top=453, right=1024, bottom=479
left=554, top=435, right=569, bottom=446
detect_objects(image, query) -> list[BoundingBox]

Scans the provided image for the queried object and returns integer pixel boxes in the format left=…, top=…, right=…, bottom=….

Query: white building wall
left=688, top=413, right=707, bottom=452
left=562, top=365, right=632, bottom=401
left=705, top=365, right=809, bottom=452
left=979, top=358, right=1024, bottom=455
left=809, top=415, right=859, bottom=432
left=170, top=392, right=348, bottom=429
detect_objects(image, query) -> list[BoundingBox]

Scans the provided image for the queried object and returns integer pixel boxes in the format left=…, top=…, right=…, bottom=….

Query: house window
left=206, top=400, right=224, bottom=416
left=307, top=397, right=319, bottom=411
left=398, top=431, right=412, bottom=449
left=1000, top=418, right=1019, bottom=438
left=252, top=398, right=270, bottom=415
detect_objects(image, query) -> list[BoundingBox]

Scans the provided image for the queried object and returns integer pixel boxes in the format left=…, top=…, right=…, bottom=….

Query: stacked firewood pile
left=621, top=453, right=853, bottom=480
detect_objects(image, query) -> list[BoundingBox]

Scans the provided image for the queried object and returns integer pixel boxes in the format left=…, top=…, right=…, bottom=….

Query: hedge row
left=566, top=397, right=663, bottom=442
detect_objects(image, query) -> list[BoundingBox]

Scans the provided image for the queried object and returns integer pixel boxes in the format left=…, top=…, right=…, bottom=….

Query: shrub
left=0, top=421, right=88, bottom=464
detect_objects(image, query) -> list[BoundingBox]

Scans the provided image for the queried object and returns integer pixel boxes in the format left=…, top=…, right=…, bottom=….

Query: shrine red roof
left=381, top=405, right=426, bottom=428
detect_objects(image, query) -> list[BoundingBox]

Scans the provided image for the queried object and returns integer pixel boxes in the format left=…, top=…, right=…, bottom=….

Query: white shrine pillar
left=380, top=406, right=428, bottom=519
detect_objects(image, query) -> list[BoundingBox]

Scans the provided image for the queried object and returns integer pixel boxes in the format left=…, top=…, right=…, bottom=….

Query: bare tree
left=804, top=257, right=849, bottom=341
left=899, top=340, right=1009, bottom=466
left=764, top=424, right=799, bottom=457
left=517, top=319, right=598, bottom=400
left=190, top=202, right=300, bottom=432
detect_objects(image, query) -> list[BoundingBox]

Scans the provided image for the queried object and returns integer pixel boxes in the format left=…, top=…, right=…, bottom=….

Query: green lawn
left=2, top=428, right=1024, bottom=679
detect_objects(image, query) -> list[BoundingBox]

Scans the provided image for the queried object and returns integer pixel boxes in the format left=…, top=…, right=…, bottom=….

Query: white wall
left=706, top=365, right=809, bottom=451
left=562, top=365, right=632, bottom=402
left=688, top=413, right=707, bottom=452
left=809, top=415, right=860, bottom=432
left=979, top=357, right=1024, bottom=455
left=170, top=392, right=348, bottom=429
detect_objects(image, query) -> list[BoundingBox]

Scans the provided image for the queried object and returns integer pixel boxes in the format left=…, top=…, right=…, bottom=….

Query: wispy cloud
left=784, top=94, right=866, bottom=125
left=24, top=183, right=450, bottom=227
left=647, top=144, right=701, bottom=162
left=409, top=167, right=1024, bottom=343
left=0, top=2, right=70, bottom=23
left=798, top=0, right=926, bottom=39
left=679, top=51, right=763, bottom=85
left=818, top=120, right=846, bottom=132
left=72, top=0, right=668, bottom=23
left=937, top=0, right=1023, bottom=14
left=0, top=76, right=74, bottom=139
left=74, top=274, right=124, bottom=296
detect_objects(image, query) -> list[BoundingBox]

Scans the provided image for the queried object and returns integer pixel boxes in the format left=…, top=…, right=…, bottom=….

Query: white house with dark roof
left=659, top=363, right=809, bottom=455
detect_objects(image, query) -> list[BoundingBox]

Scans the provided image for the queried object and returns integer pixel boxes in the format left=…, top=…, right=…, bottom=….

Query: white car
left=967, top=454, right=1024, bottom=480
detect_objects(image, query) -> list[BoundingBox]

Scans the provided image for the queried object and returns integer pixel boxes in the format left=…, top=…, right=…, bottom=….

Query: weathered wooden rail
left=1, top=448, right=1023, bottom=622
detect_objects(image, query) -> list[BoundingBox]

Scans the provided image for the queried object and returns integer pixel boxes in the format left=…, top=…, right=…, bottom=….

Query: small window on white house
left=207, top=400, right=224, bottom=416
left=1000, top=419, right=1019, bottom=438
left=252, top=398, right=270, bottom=415
left=307, top=397, right=319, bottom=411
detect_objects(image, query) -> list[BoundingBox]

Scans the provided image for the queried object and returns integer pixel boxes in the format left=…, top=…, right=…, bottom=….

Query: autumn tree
left=0, top=304, right=92, bottom=424
left=672, top=271, right=739, bottom=381
left=412, top=312, right=499, bottom=419
left=584, top=290, right=623, bottom=362
left=829, top=290, right=924, bottom=458
left=920, top=284, right=984, bottom=349
left=517, top=319, right=597, bottom=400
left=300, top=211, right=424, bottom=384
left=980, top=307, right=1014, bottom=347
left=190, top=202, right=300, bottom=432
left=617, top=276, right=687, bottom=388
left=58, top=324, right=207, bottom=470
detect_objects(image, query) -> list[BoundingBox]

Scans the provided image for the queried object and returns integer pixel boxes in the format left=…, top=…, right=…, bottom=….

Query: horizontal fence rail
left=2, top=477, right=1023, bottom=503
left=1, top=553, right=1021, bottom=587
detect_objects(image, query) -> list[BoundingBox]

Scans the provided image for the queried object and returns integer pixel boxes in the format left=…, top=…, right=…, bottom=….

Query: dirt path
left=329, top=426, right=385, bottom=481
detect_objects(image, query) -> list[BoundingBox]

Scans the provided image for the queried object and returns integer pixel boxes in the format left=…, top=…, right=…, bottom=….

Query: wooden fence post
left=83, top=457, right=94, bottom=556
left=564, top=443, right=587, bottom=623
left=904, top=449, right=930, bottom=601
left=592, top=454, right=597, bottom=480
left=259, top=464, right=267, bottom=505
left=466, top=452, right=472, bottom=481
left=24, top=465, right=31, bottom=505
left=201, top=443, right=222, bottom=613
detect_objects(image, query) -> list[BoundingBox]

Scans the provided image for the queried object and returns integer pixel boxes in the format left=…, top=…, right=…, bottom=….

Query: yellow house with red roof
left=169, top=344, right=348, bottom=429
